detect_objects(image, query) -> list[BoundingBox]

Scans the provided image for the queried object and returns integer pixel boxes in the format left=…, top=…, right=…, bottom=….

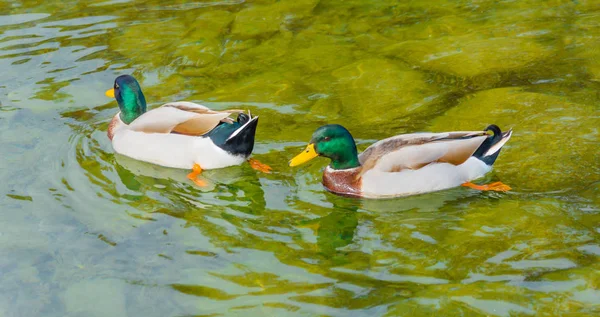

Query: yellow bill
left=105, top=88, right=115, bottom=98
left=289, top=143, right=318, bottom=167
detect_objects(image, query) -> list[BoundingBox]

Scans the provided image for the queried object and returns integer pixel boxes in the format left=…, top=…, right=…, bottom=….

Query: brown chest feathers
left=322, top=167, right=363, bottom=198
left=107, top=114, right=120, bottom=141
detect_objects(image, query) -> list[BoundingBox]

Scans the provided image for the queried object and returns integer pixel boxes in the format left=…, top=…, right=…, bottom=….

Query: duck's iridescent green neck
left=115, top=75, right=146, bottom=124
left=327, top=144, right=360, bottom=170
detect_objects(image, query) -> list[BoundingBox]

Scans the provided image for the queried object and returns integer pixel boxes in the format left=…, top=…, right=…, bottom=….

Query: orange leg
left=248, top=158, right=272, bottom=173
left=186, top=163, right=207, bottom=187
left=462, top=181, right=511, bottom=192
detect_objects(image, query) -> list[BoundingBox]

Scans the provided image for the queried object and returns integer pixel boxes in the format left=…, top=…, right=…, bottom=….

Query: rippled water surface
left=1, top=0, right=600, bottom=316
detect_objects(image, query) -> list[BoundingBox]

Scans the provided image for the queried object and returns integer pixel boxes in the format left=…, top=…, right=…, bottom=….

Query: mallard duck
left=105, top=75, right=270, bottom=186
left=289, top=124, right=512, bottom=198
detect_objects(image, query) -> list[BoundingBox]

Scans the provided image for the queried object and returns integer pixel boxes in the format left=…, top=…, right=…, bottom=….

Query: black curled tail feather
left=237, top=112, right=250, bottom=125
left=473, top=124, right=512, bottom=166
left=207, top=113, right=258, bottom=158
left=485, top=124, right=502, bottom=143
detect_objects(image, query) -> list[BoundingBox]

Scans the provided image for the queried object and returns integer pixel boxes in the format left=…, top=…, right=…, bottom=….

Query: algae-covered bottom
left=1, top=0, right=599, bottom=316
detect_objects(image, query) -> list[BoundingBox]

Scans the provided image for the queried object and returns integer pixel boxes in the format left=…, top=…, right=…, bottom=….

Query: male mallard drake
left=289, top=124, right=512, bottom=198
left=106, top=75, right=269, bottom=185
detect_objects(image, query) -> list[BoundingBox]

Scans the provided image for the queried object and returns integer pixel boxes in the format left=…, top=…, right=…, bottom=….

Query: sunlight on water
left=1, top=0, right=599, bottom=316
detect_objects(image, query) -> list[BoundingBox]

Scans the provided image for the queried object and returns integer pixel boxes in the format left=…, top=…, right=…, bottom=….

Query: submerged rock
left=109, top=20, right=186, bottom=66
left=231, top=5, right=283, bottom=39
left=354, top=32, right=395, bottom=53
left=429, top=87, right=600, bottom=192
left=187, top=10, right=235, bottom=39
left=292, top=44, right=356, bottom=73
left=381, top=15, right=474, bottom=42
left=197, top=71, right=309, bottom=107
left=172, top=38, right=220, bottom=69
left=171, top=10, right=235, bottom=68
left=231, top=0, right=319, bottom=39
left=234, top=31, right=294, bottom=68
left=384, top=36, right=553, bottom=88
left=572, top=13, right=600, bottom=81
left=331, top=58, right=443, bottom=124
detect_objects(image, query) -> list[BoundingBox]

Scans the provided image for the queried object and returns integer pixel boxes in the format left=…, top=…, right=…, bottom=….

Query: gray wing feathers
left=358, top=131, right=488, bottom=174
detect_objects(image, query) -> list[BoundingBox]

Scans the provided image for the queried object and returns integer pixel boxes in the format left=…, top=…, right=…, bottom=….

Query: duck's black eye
left=114, top=83, right=119, bottom=89
left=323, top=136, right=331, bottom=142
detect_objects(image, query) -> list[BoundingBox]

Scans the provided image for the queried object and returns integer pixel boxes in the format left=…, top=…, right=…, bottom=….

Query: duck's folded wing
left=358, top=131, right=489, bottom=174
left=127, top=102, right=243, bottom=136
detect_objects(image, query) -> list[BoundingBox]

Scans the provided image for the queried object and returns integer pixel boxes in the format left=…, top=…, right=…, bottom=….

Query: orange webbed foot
left=462, top=181, right=511, bottom=192
left=187, top=163, right=207, bottom=187
left=248, top=158, right=272, bottom=173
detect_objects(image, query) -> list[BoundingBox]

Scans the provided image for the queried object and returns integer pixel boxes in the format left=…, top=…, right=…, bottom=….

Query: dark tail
left=206, top=112, right=258, bottom=158
left=472, top=124, right=513, bottom=166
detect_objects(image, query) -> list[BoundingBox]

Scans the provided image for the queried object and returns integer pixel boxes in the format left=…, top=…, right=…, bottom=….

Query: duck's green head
left=289, top=124, right=360, bottom=170
left=105, top=75, right=147, bottom=124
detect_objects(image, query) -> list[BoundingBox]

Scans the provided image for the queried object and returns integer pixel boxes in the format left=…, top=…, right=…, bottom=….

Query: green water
left=1, top=0, right=599, bottom=316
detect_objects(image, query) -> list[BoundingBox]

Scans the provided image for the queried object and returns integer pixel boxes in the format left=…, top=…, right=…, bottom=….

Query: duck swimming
left=105, top=75, right=270, bottom=186
left=290, top=124, right=512, bottom=198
